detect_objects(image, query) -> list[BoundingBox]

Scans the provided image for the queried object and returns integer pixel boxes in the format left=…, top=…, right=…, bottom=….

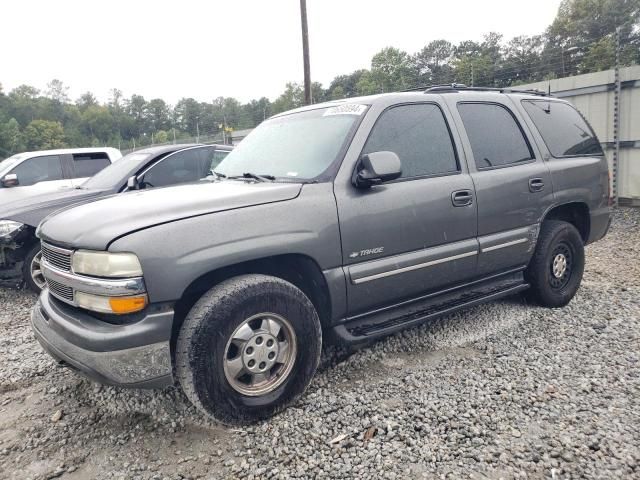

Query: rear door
left=334, top=101, right=478, bottom=316
left=447, top=96, right=554, bottom=276
left=68, top=152, right=112, bottom=186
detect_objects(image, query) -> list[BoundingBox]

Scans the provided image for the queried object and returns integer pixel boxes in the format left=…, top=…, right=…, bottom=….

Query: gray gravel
left=1, top=208, right=639, bottom=480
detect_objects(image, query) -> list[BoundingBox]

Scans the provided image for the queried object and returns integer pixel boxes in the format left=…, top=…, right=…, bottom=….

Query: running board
left=332, top=275, right=529, bottom=344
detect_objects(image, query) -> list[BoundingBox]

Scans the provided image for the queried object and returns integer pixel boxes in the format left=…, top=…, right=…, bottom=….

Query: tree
left=45, top=79, right=69, bottom=103
left=23, top=119, right=66, bottom=150
left=370, top=47, right=417, bottom=92
left=155, top=130, right=169, bottom=143
left=545, top=0, right=640, bottom=76
left=328, top=70, right=368, bottom=98
left=271, top=83, right=304, bottom=114
left=174, top=97, right=203, bottom=135
left=147, top=98, right=171, bottom=132
left=108, top=88, right=123, bottom=112
left=497, top=35, right=543, bottom=86
left=413, top=40, right=455, bottom=85
left=76, top=92, right=98, bottom=112
left=125, top=94, right=148, bottom=135
left=80, top=106, right=113, bottom=143
left=0, top=118, right=25, bottom=154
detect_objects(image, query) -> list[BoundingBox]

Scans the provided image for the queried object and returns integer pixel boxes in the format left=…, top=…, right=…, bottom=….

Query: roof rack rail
left=401, top=83, right=551, bottom=97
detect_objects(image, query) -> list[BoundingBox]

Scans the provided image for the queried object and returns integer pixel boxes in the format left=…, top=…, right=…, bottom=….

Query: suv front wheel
left=525, top=220, right=585, bottom=308
left=176, top=274, right=322, bottom=424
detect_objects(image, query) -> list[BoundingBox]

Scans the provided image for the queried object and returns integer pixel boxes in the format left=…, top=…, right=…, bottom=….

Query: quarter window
left=362, top=104, right=458, bottom=179
left=458, top=103, right=533, bottom=169
left=10, top=155, right=64, bottom=186
left=521, top=100, right=603, bottom=157
left=210, top=149, right=230, bottom=171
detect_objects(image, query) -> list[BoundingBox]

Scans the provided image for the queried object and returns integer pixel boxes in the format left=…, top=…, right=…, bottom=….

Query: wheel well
left=171, top=254, right=332, bottom=348
left=543, top=203, right=590, bottom=242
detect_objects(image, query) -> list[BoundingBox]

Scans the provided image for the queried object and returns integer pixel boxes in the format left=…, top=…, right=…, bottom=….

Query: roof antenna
left=543, top=82, right=552, bottom=113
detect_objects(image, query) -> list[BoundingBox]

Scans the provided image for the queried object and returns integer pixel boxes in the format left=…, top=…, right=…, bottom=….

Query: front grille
left=46, top=278, right=74, bottom=303
left=41, top=242, right=72, bottom=272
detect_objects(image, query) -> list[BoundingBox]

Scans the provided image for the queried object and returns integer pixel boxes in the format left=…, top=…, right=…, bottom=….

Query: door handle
left=529, top=178, right=545, bottom=192
left=451, top=189, right=473, bottom=207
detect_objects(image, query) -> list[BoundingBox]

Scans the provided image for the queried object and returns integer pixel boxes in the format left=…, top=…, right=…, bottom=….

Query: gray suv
left=31, top=86, right=611, bottom=424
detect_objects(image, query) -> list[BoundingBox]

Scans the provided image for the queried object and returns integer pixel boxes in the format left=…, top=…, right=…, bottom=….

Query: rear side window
left=10, top=155, right=63, bottom=186
left=521, top=100, right=603, bottom=157
left=362, top=103, right=458, bottom=179
left=71, top=152, right=111, bottom=178
left=458, top=103, right=534, bottom=169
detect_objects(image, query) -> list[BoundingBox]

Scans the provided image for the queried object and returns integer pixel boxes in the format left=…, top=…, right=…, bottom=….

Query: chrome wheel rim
left=223, top=313, right=297, bottom=396
left=30, top=251, right=46, bottom=290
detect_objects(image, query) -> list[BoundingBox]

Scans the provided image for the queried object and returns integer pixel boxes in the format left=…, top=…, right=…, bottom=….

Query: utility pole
left=300, top=0, right=312, bottom=105
left=196, top=120, right=200, bottom=143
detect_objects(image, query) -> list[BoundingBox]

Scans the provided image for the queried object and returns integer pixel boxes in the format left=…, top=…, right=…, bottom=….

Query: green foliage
left=23, top=120, right=66, bottom=150
left=0, top=0, right=636, bottom=158
left=0, top=118, right=25, bottom=153
left=272, top=83, right=304, bottom=114
left=370, top=47, right=416, bottom=92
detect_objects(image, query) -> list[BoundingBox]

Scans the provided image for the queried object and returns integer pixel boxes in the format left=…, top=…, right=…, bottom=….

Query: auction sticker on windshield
left=323, top=104, right=367, bottom=116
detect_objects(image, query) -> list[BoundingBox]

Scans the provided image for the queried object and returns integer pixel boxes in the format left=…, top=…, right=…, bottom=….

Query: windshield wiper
left=228, top=172, right=276, bottom=182
left=207, top=170, right=227, bottom=180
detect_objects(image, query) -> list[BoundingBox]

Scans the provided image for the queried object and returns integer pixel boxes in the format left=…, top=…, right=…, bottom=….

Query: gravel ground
left=1, top=208, right=639, bottom=480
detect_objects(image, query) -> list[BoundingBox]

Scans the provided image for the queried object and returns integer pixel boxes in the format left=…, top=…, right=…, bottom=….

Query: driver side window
left=142, top=147, right=213, bottom=188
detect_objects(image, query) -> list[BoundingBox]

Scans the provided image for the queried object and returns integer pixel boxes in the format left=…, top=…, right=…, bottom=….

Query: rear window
left=71, top=152, right=111, bottom=178
left=521, top=100, right=603, bottom=157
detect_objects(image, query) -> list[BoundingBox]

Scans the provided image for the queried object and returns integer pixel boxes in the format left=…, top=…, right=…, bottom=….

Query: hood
left=1, top=187, right=107, bottom=227
left=38, top=181, right=302, bottom=250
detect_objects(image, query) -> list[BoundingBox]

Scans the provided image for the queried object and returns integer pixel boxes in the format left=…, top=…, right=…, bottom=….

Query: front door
left=334, top=102, right=478, bottom=316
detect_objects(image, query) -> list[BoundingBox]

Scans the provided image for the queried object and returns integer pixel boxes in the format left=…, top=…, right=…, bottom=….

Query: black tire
left=22, top=244, right=45, bottom=294
left=175, top=274, right=322, bottom=425
left=525, top=220, right=585, bottom=308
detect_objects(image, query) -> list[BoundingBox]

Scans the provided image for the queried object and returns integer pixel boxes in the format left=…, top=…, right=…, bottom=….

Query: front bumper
left=31, top=289, right=174, bottom=388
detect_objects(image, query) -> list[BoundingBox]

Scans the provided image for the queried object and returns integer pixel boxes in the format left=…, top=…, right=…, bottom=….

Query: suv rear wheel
left=175, top=274, right=322, bottom=425
left=525, top=220, right=585, bottom=308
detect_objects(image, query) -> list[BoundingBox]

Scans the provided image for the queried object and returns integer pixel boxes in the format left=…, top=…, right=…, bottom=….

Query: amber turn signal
left=109, top=295, right=148, bottom=314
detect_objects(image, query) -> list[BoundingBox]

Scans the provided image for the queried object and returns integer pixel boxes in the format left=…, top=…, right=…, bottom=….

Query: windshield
left=82, top=152, right=151, bottom=190
left=214, top=105, right=364, bottom=180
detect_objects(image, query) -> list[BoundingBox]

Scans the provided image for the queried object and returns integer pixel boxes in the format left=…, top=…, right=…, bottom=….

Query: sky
left=1, top=0, right=562, bottom=105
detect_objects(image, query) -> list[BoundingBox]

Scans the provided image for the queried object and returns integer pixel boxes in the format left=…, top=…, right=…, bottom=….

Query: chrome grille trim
left=46, top=278, right=75, bottom=304
left=41, top=242, right=73, bottom=272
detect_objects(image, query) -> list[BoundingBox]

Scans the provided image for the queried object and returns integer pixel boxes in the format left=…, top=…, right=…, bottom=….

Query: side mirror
left=1, top=173, right=19, bottom=188
left=126, top=175, right=139, bottom=190
left=352, top=151, right=402, bottom=188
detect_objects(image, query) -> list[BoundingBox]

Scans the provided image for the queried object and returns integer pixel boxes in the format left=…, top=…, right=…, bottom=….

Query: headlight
left=0, top=220, right=24, bottom=239
left=72, top=250, right=143, bottom=278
